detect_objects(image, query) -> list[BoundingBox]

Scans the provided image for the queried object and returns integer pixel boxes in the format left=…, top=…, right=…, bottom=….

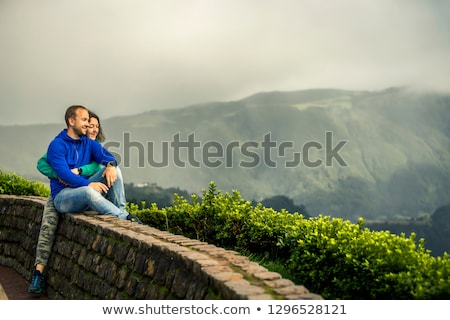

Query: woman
left=28, top=111, right=106, bottom=295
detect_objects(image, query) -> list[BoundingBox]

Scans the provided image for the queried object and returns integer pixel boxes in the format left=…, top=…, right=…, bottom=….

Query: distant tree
left=432, top=205, right=450, bottom=228
left=125, top=182, right=192, bottom=209
left=254, top=195, right=309, bottom=217
left=429, top=205, right=450, bottom=255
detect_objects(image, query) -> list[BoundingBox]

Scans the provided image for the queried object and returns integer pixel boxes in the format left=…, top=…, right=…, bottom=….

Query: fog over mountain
left=1, top=87, right=450, bottom=222
left=1, top=1, right=450, bottom=126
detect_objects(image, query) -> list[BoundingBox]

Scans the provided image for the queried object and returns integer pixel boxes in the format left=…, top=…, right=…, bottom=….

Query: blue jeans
left=53, top=166, right=129, bottom=219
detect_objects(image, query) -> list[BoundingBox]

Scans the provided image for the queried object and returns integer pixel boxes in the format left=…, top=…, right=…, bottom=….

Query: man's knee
left=115, top=166, right=123, bottom=180
left=84, top=186, right=104, bottom=201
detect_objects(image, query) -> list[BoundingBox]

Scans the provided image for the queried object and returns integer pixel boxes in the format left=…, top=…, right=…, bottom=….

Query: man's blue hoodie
left=46, top=129, right=116, bottom=199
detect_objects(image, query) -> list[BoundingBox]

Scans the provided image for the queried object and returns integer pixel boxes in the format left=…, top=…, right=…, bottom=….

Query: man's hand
left=88, top=182, right=109, bottom=193
left=102, top=166, right=117, bottom=187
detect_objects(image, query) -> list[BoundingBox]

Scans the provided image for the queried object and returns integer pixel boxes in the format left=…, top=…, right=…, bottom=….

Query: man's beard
left=73, top=126, right=87, bottom=138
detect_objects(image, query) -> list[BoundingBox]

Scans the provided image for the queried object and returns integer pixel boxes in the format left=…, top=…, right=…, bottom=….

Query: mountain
left=1, top=87, right=450, bottom=221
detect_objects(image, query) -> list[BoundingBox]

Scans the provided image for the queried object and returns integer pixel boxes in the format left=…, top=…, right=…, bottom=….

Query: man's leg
left=88, top=166, right=127, bottom=210
left=54, top=185, right=129, bottom=219
left=28, top=198, right=59, bottom=295
left=87, top=166, right=142, bottom=224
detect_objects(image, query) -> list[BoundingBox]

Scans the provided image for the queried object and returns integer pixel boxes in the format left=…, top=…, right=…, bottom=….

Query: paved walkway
left=0, top=265, right=48, bottom=300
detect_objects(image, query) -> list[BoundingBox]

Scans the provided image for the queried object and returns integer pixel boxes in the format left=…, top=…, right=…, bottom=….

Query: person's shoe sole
left=27, top=288, right=44, bottom=296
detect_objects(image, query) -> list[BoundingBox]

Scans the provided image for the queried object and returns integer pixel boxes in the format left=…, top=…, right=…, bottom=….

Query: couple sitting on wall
left=28, top=105, right=142, bottom=296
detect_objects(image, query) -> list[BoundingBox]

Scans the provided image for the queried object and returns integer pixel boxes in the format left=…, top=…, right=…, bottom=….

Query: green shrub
left=133, top=181, right=449, bottom=299
left=126, top=201, right=168, bottom=230
left=285, top=215, right=449, bottom=299
left=0, top=168, right=50, bottom=197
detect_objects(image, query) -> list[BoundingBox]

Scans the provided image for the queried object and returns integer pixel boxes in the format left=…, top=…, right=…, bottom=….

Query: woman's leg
left=28, top=197, right=59, bottom=295
left=34, top=198, right=59, bottom=267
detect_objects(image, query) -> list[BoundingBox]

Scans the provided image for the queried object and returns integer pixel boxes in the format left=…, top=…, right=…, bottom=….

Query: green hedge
left=0, top=169, right=50, bottom=197
left=129, top=181, right=450, bottom=299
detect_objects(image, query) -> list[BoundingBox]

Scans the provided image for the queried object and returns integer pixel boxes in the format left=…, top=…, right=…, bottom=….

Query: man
left=27, top=105, right=141, bottom=295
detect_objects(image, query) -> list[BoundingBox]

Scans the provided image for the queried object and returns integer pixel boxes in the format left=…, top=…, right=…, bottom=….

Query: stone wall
left=0, top=195, right=322, bottom=300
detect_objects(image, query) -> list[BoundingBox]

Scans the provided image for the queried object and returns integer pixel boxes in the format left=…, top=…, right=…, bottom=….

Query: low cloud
left=1, top=0, right=449, bottom=125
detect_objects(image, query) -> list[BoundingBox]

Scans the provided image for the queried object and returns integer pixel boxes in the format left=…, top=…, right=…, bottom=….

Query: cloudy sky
left=1, top=0, right=449, bottom=125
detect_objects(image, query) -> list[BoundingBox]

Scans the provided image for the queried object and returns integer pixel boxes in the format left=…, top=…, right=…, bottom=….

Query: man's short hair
left=65, top=105, right=88, bottom=127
